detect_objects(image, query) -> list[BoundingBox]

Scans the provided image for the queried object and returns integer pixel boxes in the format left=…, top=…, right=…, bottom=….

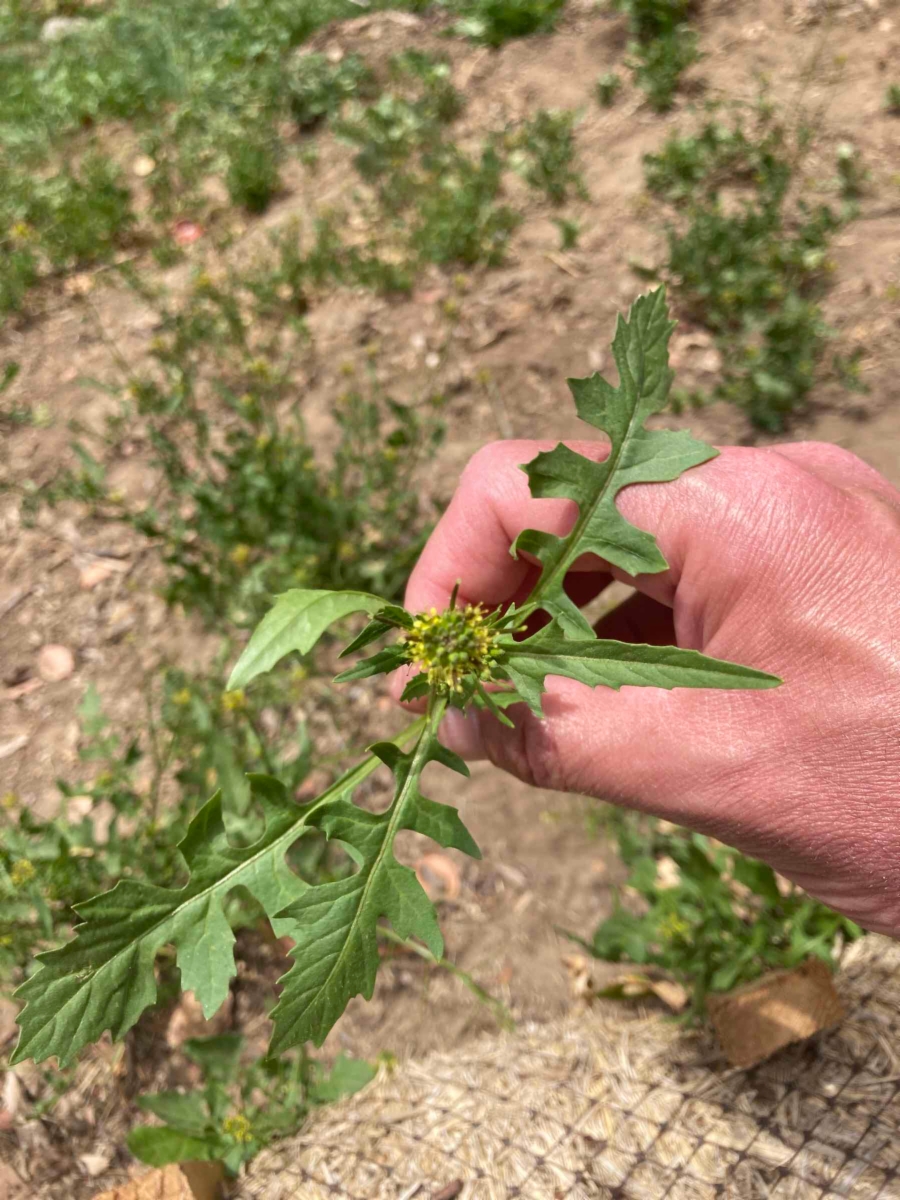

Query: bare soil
left=1, top=0, right=900, bottom=1195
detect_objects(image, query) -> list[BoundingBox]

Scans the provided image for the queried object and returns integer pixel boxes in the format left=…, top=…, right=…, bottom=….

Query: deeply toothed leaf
left=269, top=736, right=479, bottom=1053
left=11, top=729, right=423, bottom=1067
left=502, top=624, right=781, bottom=717
left=516, top=287, right=717, bottom=635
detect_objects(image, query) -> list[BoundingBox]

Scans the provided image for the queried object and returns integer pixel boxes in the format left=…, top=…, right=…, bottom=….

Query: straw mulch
left=241, top=936, right=900, bottom=1199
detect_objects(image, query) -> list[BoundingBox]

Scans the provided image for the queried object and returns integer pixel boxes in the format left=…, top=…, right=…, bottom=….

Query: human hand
left=393, top=438, right=900, bottom=936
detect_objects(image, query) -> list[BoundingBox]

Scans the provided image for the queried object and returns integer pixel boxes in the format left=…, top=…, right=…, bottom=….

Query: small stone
left=79, top=561, right=115, bottom=590
left=132, top=155, right=156, bottom=178
left=37, top=644, right=75, bottom=682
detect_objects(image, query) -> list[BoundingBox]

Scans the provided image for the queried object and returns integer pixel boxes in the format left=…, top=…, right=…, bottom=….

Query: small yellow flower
left=222, top=1113, right=253, bottom=1143
left=404, top=603, right=501, bottom=695
left=206, top=767, right=218, bottom=789
left=95, top=771, right=115, bottom=790
left=229, top=544, right=251, bottom=567
left=337, top=540, right=355, bottom=562
left=221, top=689, right=246, bottom=712
left=339, top=359, right=355, bottom=377
left=1, top=792, right=17, bottom=810
left=658, top=912, right=691, bottom=942
left=172, top=687, right=192, bottom=707
left=10, top=859, right=36, bottom=888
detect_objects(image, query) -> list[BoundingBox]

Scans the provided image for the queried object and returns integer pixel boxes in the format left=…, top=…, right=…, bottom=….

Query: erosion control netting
left=240, top=936, right=900, bottom=1200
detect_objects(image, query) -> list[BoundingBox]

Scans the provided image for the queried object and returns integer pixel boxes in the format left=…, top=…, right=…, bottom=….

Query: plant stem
left=378, top=925, right=515, bottom=1032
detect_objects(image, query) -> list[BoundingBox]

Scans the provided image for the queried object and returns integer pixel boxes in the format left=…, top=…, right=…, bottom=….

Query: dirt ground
left=2, top=0, right=900, bottom=1195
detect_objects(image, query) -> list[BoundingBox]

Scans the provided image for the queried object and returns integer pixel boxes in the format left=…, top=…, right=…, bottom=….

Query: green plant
left=225, top=134, right=282, bottom=214
left=645, top=105, right=849, bottom=430
left=887, top=84, right=900, bottom=114
left=411, top=145, right=522, bottom=266
left=835, top=141, right=867, bottom=203
left=446, top=0, right=566, bottom=46
left=286, top=52, right=377, bottom=131
left=30, top=271, right=443, bottom=625
left=509, top=109, right=586, bottom=206
left=614, top=0, right=698, bottom=111
left=581, top=811, right=862, bottom=1020
left=553, top=217, right=580, bottom=250
left=595, top=71, right=622, bottom=107
left=10, top=288, right=785, bottom=1068
left=0, top=668, right=326, bottom=982
left=1, top=150, right=135, bottom=316
left=128, top=1033, right=374, bottom=1173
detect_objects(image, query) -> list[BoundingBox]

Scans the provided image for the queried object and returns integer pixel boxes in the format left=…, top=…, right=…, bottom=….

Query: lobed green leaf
left=502, top=624, right=781, bottom=717
left=269, top=731, right=479, bottom=1053
left=11, top=726, right=424, bottom=1067
left=517, top=286, right=717, bottom=635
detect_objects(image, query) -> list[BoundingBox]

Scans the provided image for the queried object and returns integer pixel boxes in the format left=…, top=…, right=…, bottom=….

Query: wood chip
left=707, top=958, right=845, bottom=1069
left=0, top=734, right=29, bottom=761
left=92, top=1163, right=224, bottom=1200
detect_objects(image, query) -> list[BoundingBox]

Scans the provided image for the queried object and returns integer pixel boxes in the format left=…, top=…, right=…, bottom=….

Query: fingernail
left=440, top=707, right=488, bottom=760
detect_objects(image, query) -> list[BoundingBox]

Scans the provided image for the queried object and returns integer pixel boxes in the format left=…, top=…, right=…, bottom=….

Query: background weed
left=595, top=71, right=622, bottom=107
left=645, top=105, right=850, bottom=430
left=446, top=0, right=566, bottom=46
left=129, top=1034, right=374, bottom=1174
left=614, top=0, right=698, bottom=111
left=580, top=811, right=862, bottom=1020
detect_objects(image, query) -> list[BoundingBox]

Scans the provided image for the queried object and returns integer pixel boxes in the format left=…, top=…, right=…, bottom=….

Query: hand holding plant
left=400, top=342, right=900, bottom=939
left=11, top=289, right=787, bottom=1067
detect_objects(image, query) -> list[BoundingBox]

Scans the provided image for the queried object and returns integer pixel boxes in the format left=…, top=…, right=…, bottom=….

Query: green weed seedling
left=596, top=71, right=622, bottom=107
left=287, top=52, right=377, bottom=132
left=885, top=84, right=900, bottom=115
left=30, top=270, right=443, bottom=625
left=509, top=109, right=587, bottom=206
left=645, top=104, right=852, bottom=430
left=10, top=288, right=784, bottom=1069
left=579, top=812, right=861, bottom=1021
left=614, top=0, right=699, bottom=112
left=446, top=0, right=566, bottom=47
left=129, top=1033, right=374, bottom=1174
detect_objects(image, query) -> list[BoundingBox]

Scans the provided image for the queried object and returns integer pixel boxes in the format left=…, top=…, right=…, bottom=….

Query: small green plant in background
left=596, top=71, right=622, bottom=107
left=225, top=133, right=283, bottom=215
left=129, top=1033, right=374, bottom=1174
left=613, top=0, right=699, bottom=112
left=885, top=84, right=900, bottom=115
left=10, top=288, right=788, bottom=1069
left=1, top=151, right=135, bottom=317
left=286, top=52, right=377, bottom=132
left=554, top=217, right=580, bottom=250
left=581, top=812, right=862, bottom=1020
left=29, top=269, right=444, bottom=626
left=644, top=103, right=854, bottom=430
left=446, top=0, right=566, bottom=46
left=509, top=109, right=586, bottom=205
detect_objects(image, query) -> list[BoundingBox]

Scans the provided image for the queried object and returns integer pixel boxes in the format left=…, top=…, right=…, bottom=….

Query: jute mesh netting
left=241, top=936, right=900, bottom=1200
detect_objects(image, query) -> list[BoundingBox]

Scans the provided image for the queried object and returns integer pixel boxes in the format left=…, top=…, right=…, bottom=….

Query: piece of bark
left=707, top=958, right=845, bottom=1069
left=91, top=1162, right=224, bottom=1200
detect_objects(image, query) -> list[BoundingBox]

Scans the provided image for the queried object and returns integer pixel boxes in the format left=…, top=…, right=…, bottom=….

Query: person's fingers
left=592, top=590, right=677, bottom=646
left=440, top=674, right=783, bottom=846
left=404, top=438, right=810, bottom=621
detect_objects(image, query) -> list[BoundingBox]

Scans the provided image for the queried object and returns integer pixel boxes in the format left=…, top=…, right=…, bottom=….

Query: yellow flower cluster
left=222, top=1113, right=253, bottom=1143
left=404, top=604, right=500, bottom=694
left=10, top=859, right=36, bottom=888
